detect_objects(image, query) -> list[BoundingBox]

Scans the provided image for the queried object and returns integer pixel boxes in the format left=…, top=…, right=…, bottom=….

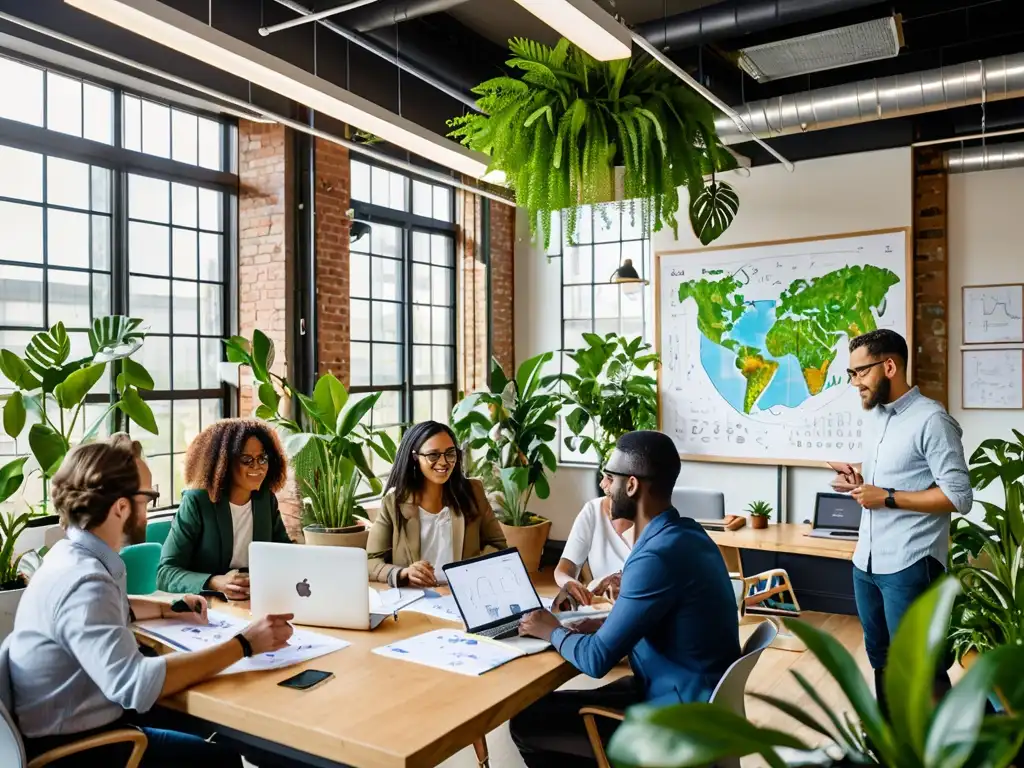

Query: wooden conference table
left=139, top=575, right=587, bottom=768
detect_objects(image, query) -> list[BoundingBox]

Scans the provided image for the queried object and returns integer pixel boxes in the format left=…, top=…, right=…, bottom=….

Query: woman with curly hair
left=157, top=419, right=292, bottom=597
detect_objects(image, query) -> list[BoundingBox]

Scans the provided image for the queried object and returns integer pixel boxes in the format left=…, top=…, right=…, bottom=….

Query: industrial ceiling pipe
left=345, top=0, right=471, bottom=33
left=946, top=141, right=1024, bottom=173
left=714, top=53, right=1024, bottom=145
left=634, top=0, right=884, bottom=50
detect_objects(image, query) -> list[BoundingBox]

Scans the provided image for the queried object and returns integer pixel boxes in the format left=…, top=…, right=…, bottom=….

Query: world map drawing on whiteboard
left=659, top=230, right=908, bottom=464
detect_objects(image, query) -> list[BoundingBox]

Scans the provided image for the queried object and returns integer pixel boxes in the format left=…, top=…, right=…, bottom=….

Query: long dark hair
left=383, top=421, right=478, bottom=521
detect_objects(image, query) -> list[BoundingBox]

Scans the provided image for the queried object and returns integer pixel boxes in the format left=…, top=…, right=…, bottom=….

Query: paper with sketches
left=372, top=629, right=524, bottom=676
left=134, top=609, right=349, bottom=675
left=369, top=587, right=425, bottom=614
left=399, top=594, right=464, bottom=622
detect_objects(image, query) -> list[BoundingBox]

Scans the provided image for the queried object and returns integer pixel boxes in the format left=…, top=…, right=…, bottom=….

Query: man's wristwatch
left=233, top=633, right=253, bottom=657
left=884, top=489, right=898, bottom=509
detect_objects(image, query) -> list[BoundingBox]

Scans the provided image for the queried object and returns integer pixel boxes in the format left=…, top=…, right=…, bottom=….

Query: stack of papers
left=369, top=587, right=425, bottom=615
left=373, top=629, right=532, bottom=676
left=400, top=593, right=464, bottom=622
left=134, top=609, right=349, bottom=675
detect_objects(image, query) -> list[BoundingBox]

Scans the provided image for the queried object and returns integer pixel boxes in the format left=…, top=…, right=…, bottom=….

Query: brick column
left=489, top=201, right=516, bottom=375
left=457, top=192, right=487, bottom=395
left=913, top=147, right=949, bottom=407
left=314, top=139, right=351, bottom=385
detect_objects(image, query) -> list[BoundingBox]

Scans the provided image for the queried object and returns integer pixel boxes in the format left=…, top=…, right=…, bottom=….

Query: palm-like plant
left=608, top=577, right=1024, bottom=768
left=448, top=38, right=738, bottom=249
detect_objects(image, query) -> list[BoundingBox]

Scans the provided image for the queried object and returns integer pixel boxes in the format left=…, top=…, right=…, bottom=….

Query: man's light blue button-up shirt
left=7, top=526, right=166, bottom=738
left=854, top=386, right=973, bottom=575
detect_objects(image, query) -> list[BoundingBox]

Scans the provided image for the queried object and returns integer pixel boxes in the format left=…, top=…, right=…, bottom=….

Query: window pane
left=372, top=391, right=400, bottom=427
left=372, top=343, right=400, bottom=385
left=351, top=161, right=370, bottom=203
left=594, top=204, right=621, bottom=243
left=173, top=280, right=198, bottom=334
left=46, top=72, right=82, bottom=137
left=432, top=186, right=451, bottom=222
left=372, top=303, right=400, bottom=342
left=131, top=277, right=170, bottom=333
left=371, top=167, right=388, bottom=207
left=594, top=285, right=620, bottom=320
left=171, top=110, right=199, bottom=165
left=173, top=399, right=201, bottom=453
left=92, top=216, right=111, bottom=271
left=432, top=389, right=451, bottom=423
left=173, top=338, right=199, bottom=389
left=142, top=100, right=171, bottom=158
left=172, top=229, right=198, bottom=279
left=83, top=84, right=114, bottom=145
left=594, top=242, right=621, bottom=281
left=564, top=286, right=592, bottom=320
left=412, top=263, right=430, bottom=304
left=199, top=283, right=223, bottom=336
left=123, top=95, right=142, bottom=152
left=432, top=347, right=451, bottom=385
left=47, top=157, right=90, bottom=210
left=350, top=299, right=370, bottom=341
left=0, top=202, right=43, bottom=264
left=93, top=272, right=111, bottom=317
left=413, top=345, right=430, bottom=381
left=91, top=166, right=112, bottom=213
left=200, top=398, right=222, bottom=429
left=564, top=245, right=593, bottom=284
left=200, top=338, right=222, bottom=389
left=412, top=305, right=430, bottom=344
left=372, top=224, right=401, bottom=259
left=350, top=343, right=370, bottom=386
left=198, top=188, right=222, bottom=232
left=199, top=233, right=222, bottom=281
left=431, top=307, right=450, bottom=345
left=172, top=183, right=198, bottom=228
left=0, top=146, right=43, bottom=202
left=350, top=253, right=370, bottom=298
left=389, top=172, right=407, bottom=211
left=47, top=210, right=90, bottom=269
left=372, top=258, right=401, bottom=301
left=46, top=269, right=90, bottom=329
left=621, top=205, right=643, bottom=240
left=412, top=231, right=430, bottom=263
left=0, top=265, right=43, bottom=327
left=413, top=390, right=430, bottom=424
left=0, top=57, right=44, bottom=126
left=413, top=181, right=432, bottom=218
left=563, top=319, right=591, bottom=351
left=198, top=117, right=221, bottom=170
left=135, top=336, right=170, bottom=391
left=129, top=223, right=170, bottom=276
left=431, top=267, right=450, bottom=306
left=431, top=234, right=452, bottom=267
left=130, top=175, right=169, bottom=223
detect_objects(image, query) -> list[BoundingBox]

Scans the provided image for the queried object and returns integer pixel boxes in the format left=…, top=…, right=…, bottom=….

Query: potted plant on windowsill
left=0, top=460, right=48, bottom=640
left=747, top=500, right=772, bottom=530
left=225, top=331, right=396, bottom=548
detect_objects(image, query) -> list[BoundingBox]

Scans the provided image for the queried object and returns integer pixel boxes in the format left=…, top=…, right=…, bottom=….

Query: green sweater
left=157, top=488, right=292, bottom=594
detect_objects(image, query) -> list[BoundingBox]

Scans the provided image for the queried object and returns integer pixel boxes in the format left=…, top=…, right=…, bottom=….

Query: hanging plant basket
left=448, top=38, right=740, bottom=249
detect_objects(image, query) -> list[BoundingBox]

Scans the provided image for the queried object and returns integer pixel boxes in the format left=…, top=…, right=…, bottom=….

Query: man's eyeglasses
left=846, top=360, right=887, bottom=383
left=238, top=454, right=269, bottom=467
left=134, top=489, right=160, bottom=510
left=416, top=448, right=458, bottom=466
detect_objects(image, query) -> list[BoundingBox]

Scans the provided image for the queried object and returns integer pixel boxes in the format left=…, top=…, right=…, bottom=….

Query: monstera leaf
left=89, top=316, right=146, bottom=362
left=689, top=180, right=740, bottom=246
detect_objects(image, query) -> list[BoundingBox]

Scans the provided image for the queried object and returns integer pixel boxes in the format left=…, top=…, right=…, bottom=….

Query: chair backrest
left=145, top=519, right=173, bottom=546
left=120, top=543, right=161, bottom=596
left=0, top=642, right=27, bottom=768
left=672, top=487, right=725, bottom=521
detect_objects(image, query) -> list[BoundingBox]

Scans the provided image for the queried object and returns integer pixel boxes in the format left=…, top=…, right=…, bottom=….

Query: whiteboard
left=657, top=229, right=911, bottom=466
left=962, top=284, right=1024, bottom=344
left=962, top=349, right=1024, bottom=410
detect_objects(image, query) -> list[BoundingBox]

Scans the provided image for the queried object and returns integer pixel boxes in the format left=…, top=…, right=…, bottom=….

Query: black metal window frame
left=348, top=158, right=458, bottom=444
left=0, top=49, right=238, bottom=511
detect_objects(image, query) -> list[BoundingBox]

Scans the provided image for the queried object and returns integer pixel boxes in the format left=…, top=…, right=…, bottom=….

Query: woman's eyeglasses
left=238, top=454, right=269, bottom=467
left=416, top=448, right=458, bottom=466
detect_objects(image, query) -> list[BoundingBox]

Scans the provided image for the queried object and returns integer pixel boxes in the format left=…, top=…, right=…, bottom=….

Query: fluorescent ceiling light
left=64, top=0, right=492, bottom=179
left=510, top=0, right=631, bottom=61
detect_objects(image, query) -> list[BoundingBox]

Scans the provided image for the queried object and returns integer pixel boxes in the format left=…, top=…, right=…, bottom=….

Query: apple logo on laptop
left=295, top=578, right=312, bottom=598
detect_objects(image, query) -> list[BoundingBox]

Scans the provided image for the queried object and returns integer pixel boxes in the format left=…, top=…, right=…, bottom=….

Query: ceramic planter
left=750, top=515, right=769, bottom=530
left=303, top=521, right=370, bottom=549
left=500, top=517, right=551, bottom=573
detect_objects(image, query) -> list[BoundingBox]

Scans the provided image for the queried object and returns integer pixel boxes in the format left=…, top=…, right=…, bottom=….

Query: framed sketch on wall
left=962, top=349, right=1024, bottom=410
left=962, top=284, right=1024, bottom=344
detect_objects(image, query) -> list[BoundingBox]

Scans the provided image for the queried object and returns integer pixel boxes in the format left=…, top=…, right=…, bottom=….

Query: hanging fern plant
left=448, top=37, right=740, bottom=249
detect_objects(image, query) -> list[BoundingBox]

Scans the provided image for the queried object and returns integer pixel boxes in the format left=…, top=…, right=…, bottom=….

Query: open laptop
left=808, top=492, right=862, bottom=539
left=249, top=542, right=402, bottom=630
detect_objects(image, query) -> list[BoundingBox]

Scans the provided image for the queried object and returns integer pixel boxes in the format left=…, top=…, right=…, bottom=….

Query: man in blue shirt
left=833, top=329, right=972, bottom=719
left=512, top=430, right=740, bottom=767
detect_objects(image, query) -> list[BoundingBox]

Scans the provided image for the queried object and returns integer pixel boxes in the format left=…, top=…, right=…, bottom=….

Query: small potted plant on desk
left=747, top=500, right=772, bottom=530
left=497, top=466, right=550, bottom=573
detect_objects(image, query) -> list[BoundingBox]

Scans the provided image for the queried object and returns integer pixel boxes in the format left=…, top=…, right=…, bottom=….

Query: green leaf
left=223, top=336, right=251, bottom=364
left=251, top=329, right=274, bottom=380
left=258, top=382, right=280, bottom=413
left=312, top=374, right=348, bottom=428
left=0, top=350, right=41, bottom=390
left=54, top=363, right=106, bottom=409
left=3, top=391, right=26, bottom=439
left=565, top=407, right=590, bottom=436
left=515, top=352, right=553, bottom=399
left=28, top=423, right=67, bottom=477
left=337, top=392, right=379, bottom=437
left=118, top=388, right=158, bottom=434
left=122, top=357, right=154, bottom=390
left=689, top=180, right=740, bottom=246
left=255, top=404, right=275, bottom=420
left=88, top=315, right=146, bottom=362
left=0, top=456, right=29, bottom=504
left=25, top=323, right=71, bottom=374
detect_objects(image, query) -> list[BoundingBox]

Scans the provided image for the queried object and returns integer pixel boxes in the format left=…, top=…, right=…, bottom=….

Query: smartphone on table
left=277, top=669, right=334, bottom=691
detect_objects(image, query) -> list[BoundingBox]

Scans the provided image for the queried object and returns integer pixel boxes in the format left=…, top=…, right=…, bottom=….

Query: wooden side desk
left=140, top=577, right=589, bottom=768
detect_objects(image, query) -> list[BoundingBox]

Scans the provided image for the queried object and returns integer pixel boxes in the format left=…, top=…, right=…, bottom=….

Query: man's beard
left=863, top=377, right=891, bottom=410
left=610, top=490, right=638, bottom=522
left=122, top=511, right=147, bottom=546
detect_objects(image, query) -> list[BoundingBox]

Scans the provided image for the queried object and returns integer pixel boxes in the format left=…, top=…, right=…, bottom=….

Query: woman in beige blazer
left=367, top=421, right=507, bottom=587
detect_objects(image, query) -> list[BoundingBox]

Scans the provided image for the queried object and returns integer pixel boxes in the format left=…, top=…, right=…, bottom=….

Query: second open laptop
left=808, top=492, right=862, bottom=539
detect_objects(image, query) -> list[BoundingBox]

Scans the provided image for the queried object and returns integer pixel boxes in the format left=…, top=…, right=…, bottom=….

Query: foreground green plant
left=608, top=577, right=1024, bottom=768
left=747, top=500, right=772, bottom=519
left=1, top=317, right=158, bottom=509
left=448, top=38, right=738, bottom=249
left=948, top=431, right=1024, bottom=662
left=225, top=331, right=396, bottom=530
left=0, top=461, right=47, bottom=590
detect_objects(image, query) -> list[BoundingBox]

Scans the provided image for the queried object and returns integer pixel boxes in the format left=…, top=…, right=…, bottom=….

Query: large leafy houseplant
left=0, top=460, right=46, bottom=591
left=543, top=334, right=659, bottom=469
left=947, top=431, right=1024, bottom=663
left=448, top=38, right=739, bottom=249
left=608, top=577, right=1024, bottom=768
left=0, top=317, right=158, bottom=513
left=225, top=331, right=396, bottom=533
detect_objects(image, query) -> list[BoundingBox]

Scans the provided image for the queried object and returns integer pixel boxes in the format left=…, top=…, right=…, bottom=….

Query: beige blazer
left=366, top=478, right=507, bottom=586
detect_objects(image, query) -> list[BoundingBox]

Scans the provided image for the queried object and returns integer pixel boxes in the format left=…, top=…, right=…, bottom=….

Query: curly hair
left=51, top=433, right=143, bottom=530
left=184, top=419, right=287, bottom=502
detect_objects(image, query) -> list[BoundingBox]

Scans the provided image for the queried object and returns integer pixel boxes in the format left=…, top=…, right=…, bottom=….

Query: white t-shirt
left=562, top=498, right=633, bottom=587
left=228, top=500, right=254, bottom=569
left=418, top=506, right=454, bottom=584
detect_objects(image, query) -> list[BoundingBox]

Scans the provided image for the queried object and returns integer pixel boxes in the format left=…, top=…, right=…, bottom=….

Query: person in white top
left=554, top=473, right=634, bottom=605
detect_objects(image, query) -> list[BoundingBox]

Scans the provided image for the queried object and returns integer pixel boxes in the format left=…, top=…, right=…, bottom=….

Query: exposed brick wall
left=314, top=139, right=351, bottom=386
left=457, top=192, right=488, bottom=394
left=489, top=201, right=516, bottom=375
left=913, top=147, right=949, bottom=407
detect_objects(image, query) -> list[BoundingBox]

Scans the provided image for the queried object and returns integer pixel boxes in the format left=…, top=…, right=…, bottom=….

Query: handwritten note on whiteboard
left=962, top=349, right=1024, bottom=410
left=963, top=285, right=1024, bottom=344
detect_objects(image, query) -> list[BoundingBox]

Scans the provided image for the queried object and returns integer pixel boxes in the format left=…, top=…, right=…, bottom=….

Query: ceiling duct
left=715, top=53, right=1024, bottom=145
left=946, top=142, right=1024, bottom=173
left=344, top=0, right=471, bottom=32
left=633, top=0, right=883, bottom=51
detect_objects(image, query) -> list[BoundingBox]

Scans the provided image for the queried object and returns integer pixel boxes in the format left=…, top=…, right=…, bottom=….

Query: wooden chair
left=0, top=643, right=147, bottom=768
left=580, top=620, right=778, bottom=768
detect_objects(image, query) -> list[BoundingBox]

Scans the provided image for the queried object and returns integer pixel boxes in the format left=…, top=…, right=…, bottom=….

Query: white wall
left=515, top=147, right=914, bottom=538
left=948, top=167, right=1024, bottom=511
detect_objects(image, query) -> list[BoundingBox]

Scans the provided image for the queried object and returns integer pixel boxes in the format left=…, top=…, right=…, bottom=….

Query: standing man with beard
left=6, top=434, right=295, bottom=766
left=835, top=329, right=972, bottom=718
left=511, top=431, right=740, bottom=768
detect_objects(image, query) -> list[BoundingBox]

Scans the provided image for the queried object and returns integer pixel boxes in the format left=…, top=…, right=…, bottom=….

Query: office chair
left=120, top=542, right=161, bottom=595
left=671, top=487, right=726, bottom=521
left=145, top=519, right=172, bottom=546
left=0, top=643, right=147, bottom=768
left=580, top=620, right=779, bottom=768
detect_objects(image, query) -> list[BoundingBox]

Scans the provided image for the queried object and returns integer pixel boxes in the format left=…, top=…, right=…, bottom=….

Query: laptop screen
left=444, top=549, right=542, bottom=631
left=814, top=493, right=863, bottom=531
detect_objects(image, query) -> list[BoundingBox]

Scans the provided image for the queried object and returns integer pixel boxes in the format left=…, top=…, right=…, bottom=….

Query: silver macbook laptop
left=808, top=492, right=862, bottom=539
left=249, top=542, right=393, bottom=630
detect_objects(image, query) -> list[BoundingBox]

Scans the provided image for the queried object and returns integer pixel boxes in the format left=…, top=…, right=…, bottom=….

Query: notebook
left=372, top=628, right=545, bottom=676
